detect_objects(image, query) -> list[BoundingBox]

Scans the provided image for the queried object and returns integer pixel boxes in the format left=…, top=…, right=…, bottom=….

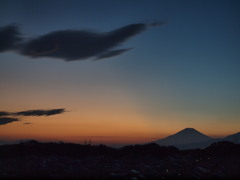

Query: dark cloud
left=20, top=23, right=148, bottom=61
left=0, top=22, right=165, bottom=61
left=0, top=108, right=65, bottom=117
left=96, top=48, right=132, bottom=60
left=0, top=108, right=66, bottom=125
left=0, top=24, right=22, bottom=52
left=23, top=122, right=32, bottom=125
left=0, top=117, right=20, bottom=125
left=14, top=108, right=65, bottom=116
left=0, top=111, right=11, bottom=117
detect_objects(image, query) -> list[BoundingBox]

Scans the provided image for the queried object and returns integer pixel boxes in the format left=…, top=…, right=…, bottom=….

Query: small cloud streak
left=95, top=48, right=132, bottom=60
left=23, top=122, right=32, bottom=125
left=0, top=108, right=65, bottom=117
left=14, top=108, right=65, bottom=116
left=0, top=22, right=165, bottom=61
left=0, top=108, right=66, bottom=125
left=0, top=117, right=20, bottom=125
left=0, top=111, right=11, bottom=117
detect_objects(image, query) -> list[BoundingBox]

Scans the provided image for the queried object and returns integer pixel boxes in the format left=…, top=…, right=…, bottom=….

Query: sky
left=0, top=0, right=240, bottom=145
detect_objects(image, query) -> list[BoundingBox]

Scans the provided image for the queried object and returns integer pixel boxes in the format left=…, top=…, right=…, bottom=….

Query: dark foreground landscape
left=0, top=141, right=240, bottom=179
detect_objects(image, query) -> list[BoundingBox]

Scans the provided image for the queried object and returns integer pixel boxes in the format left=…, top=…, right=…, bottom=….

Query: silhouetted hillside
left=0, top=140, right=239, bottom=179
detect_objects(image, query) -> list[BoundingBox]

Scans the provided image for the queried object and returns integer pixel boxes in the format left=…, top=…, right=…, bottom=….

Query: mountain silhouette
left=153, top=128, right=240, bottom=150
left=224, top=132, right=240, bottom=144
left=154, top=128, right=212, bottom=146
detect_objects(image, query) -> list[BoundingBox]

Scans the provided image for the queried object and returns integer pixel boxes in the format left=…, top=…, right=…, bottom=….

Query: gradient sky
left=0, top=0, right=240, bottom=145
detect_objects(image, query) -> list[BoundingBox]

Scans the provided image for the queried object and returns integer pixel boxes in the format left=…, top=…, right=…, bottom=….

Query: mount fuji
left=154, top=128, right=212, bottom=147
left=154, top=128, right=240, bottom=150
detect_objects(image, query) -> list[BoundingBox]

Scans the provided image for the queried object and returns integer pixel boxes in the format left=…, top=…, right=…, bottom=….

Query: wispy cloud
left=0, top=108, right=65, bottom=117
left=14, top=108, right=65, bottom=116
left=0, top=111, right=11, bottom=117
left=0, top=22, right=166, bottom=61
left=95, top=48, right=132, bottom=60
left=23, top=122, right=32, bottom=125
left=0, top=108, right=66, bottom=125
left=0, top=117, right=20, bottom=125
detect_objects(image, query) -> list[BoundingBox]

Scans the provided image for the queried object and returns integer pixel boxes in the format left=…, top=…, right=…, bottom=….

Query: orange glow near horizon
left=1, top=84, right=239, bottom=145
left=1, top=108, right=239, bottom=145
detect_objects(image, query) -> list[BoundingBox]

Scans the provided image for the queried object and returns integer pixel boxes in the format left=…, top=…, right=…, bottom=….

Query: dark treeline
left=0, top=141, right=179, bottom=159
left=0, top=141, right=240, bottom=179
left=1, top=140, right=239, bottom=158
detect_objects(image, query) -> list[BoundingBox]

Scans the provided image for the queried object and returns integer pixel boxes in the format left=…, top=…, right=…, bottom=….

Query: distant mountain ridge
left=154, top=128, right=240, bottom=150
